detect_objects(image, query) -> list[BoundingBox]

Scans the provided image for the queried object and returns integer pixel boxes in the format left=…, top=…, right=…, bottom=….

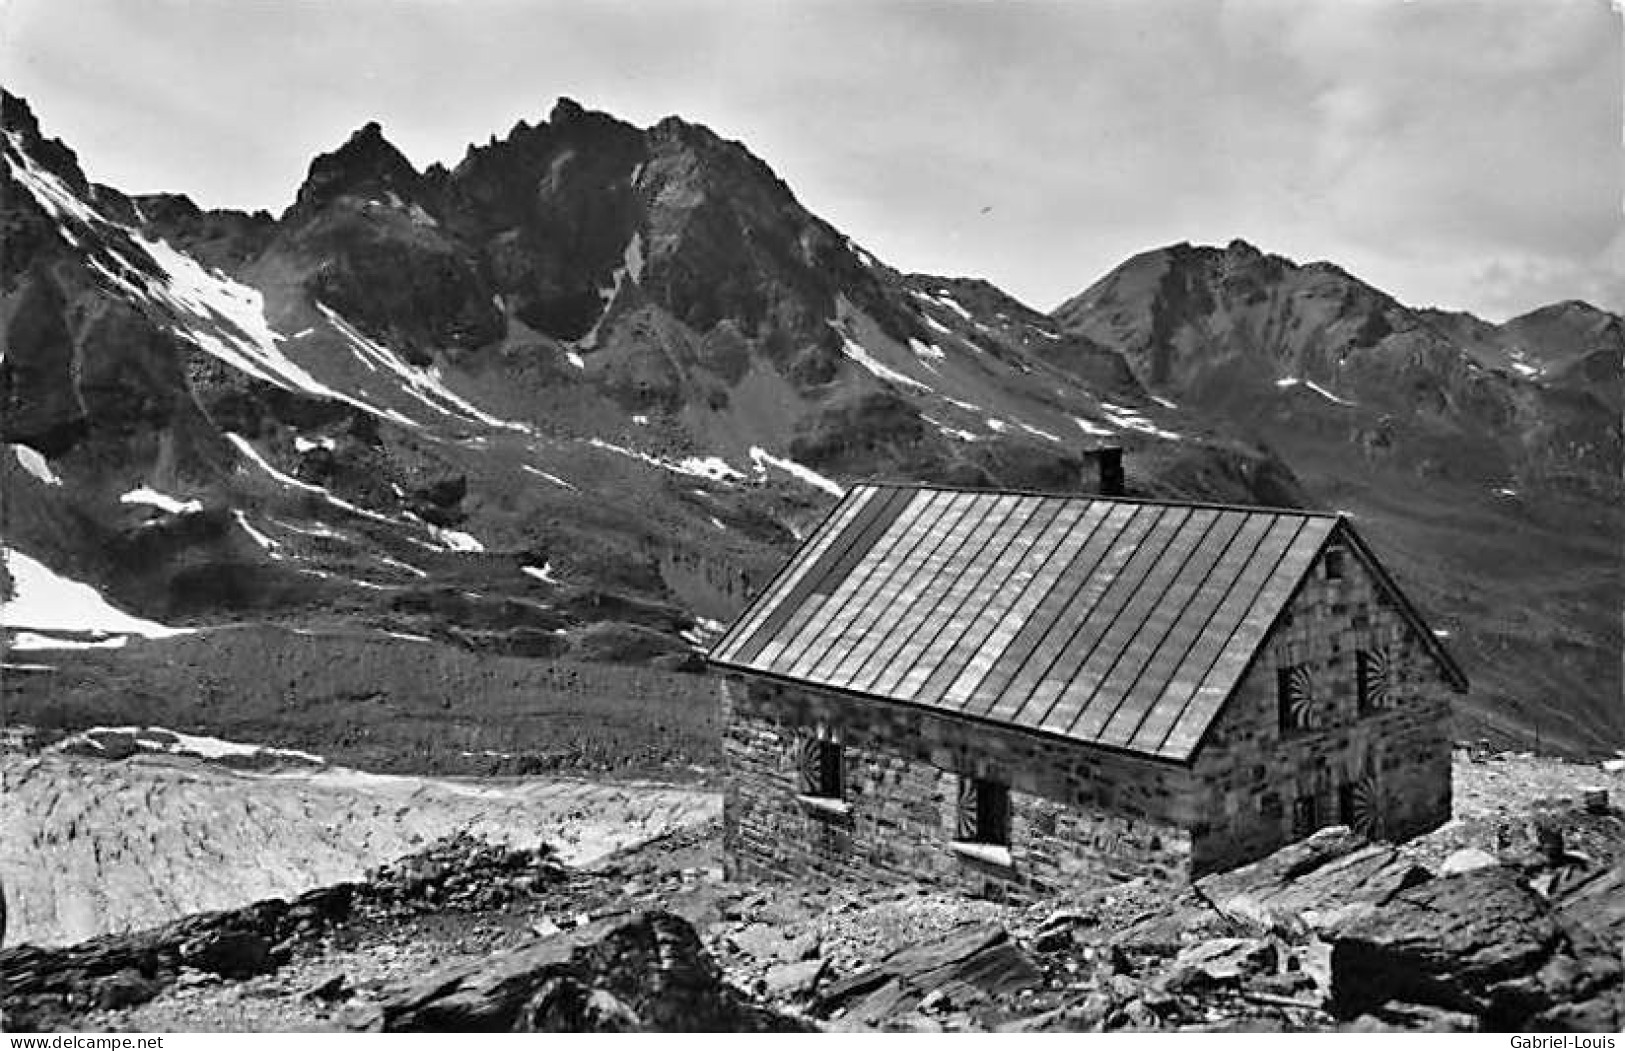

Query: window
left=955, top=776, right=1010, bottom=847
left=795, top=735, right=843, bottom=800
left=1292, top=793, right=1319, bottom=837
left=1356, top=649, right=1389, bottom=714
left=1278, top=664, right=1318, bottom=732
left=1325, top=546, right=1347, bottom=580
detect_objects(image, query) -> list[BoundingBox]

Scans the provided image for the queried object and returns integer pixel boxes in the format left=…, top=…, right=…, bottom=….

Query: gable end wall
left=1188, top=538, right=1456, bottom=874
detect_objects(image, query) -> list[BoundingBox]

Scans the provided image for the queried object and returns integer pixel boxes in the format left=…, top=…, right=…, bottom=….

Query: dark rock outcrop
left=813, top=922, right=1041, bottom=1027
left=346, top=911, right=804, bottom=1032
left=1329, top=865, right=1622, bottom=1030
left=1194, top=825, right=1432, bottom=936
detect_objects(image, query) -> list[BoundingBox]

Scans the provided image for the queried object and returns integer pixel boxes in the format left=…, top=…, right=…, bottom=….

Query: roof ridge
left=848, top=480, right=1343, bottom=518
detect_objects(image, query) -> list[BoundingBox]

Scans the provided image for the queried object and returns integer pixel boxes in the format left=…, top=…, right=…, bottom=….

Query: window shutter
left=1279, top=665, right=1319, bottom=730
left=956, top=777, right=980, bottom=840
left=1357, top=649, right=1390, bottom=712
left=796, top=736, right=826, bottom=796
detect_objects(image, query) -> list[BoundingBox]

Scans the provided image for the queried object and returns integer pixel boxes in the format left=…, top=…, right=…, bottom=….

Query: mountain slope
left=1, top=90, right=1288, bottom=686
left=2, top=89, right=1619, bottom=756
left=1053, top=240, right=1623, bottom=754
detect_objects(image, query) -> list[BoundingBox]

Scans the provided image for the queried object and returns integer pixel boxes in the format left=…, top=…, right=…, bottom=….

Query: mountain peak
left=549, top=97, right=586, bottom=125
left=1, top=88, right=90, bottom=196
left=285, top=119, right=421, bottom=221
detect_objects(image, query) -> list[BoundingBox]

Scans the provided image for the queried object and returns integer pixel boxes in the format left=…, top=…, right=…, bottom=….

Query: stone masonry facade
left=722, top=676, right=1196, bottom=904
left=721, top=532, right=1457, bottom=896
left=1188, top=537, right=1456, bottom=873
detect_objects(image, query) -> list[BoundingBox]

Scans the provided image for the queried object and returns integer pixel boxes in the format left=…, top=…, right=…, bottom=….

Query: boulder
left=730, top=923, right=819, bottom=964
left=762, top=958, right=828, bottom=1001
left=178, top=929, right=274, bottom=979
left=347, top=911, right=803, bottom=1032
left=516, top=976, right=643, bottom=1032
left=1195, top=826, right=1431, bottom=936
left=813, top=922, right=1040, bottom=1025
left=1437, top=849, right=1500, bottom=877
left=1158, top=937, right=1280, bottom=993
left=94, top=967, right=160, bottom=1011
left=1329, top=866, right=1621, bottom=1030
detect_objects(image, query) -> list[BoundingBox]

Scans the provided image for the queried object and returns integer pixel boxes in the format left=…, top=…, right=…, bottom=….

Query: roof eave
left=707, top=659, right=1199, bottom=766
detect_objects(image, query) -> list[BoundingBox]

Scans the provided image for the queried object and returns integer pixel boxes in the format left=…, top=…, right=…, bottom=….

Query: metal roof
left=709, top=484, right=1465, bottom=762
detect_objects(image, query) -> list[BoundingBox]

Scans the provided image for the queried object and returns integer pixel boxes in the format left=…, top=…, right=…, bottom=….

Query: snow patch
left=1507, top=348, right=1543, bottom=379
left=985, top=418, right=1009, bottom=433
left=1150, top=394, right=1179, bottom=409
left=521, top=464, right=578, bottom=491
left=632, top=414, right=649, bottom=425
left=294, top=435, right=337, bottom=452
left=53, top=725, right=325, bottom=766
left=675, top=456, right=747, bottom=483
left=406, top=515, right=484, bottom=553
left=12, top=445, right=61, bottom=486
left=1074, top=417, right=1116, bottom=438
left=845, top=239, right=881, bottom=269
left=1099, top=401, right=1182, bottom=441
left=1493, top=487, right=1518, bottom=498
left=377, top=555, right=428, bottom=578
left=318, top=304, right=532, bottom=432
left=748, top=447, right=845, bottom=497
left=88, top=235, right=416, bottom=430
left=3, top=131, right=102, bottom=230
left=586, top=439, right=745, bottom=484
left=922, top=315, right=954, bottom=337
left=1017, top=422, right=1062, bottom=443
left=908, top=337, right=945, bottom=362
left=225, top=433, right=396, bottom=525
left=623, top=232, right=645, bottom=284
left=1275, top=377, right=1357, bottom=406
left=835, top=332, right=932, bottom=391
left=680, top=616, right=727, bottom=648
left=522, top=563, right=559, bottom=585
left=931, top=291, right=975, bottom=321
left=8, top=631, right=127, bottom=651
left=922, top=415, right=982, bottom=443
left=120, top=487, right=203, bottom=515
left=231, top=510, right=282, bottom=557
left=2, top=547, right=192, bottom=639
left=943, top=396, right=983, bottom=412
left=565, top=351, right=586, bottom=370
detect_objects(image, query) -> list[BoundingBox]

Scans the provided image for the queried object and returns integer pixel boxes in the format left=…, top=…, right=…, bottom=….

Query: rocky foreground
left=4, top=755, right=1622, bottom=1033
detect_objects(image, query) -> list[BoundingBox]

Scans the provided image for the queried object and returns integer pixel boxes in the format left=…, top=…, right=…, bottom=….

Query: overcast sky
left=3, top=0, right=1620, bottom=319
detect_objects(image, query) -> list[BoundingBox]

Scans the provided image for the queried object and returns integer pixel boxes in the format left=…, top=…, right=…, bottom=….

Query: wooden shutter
left=1348, top=760, right=1386, bottom=839
left=1357, top=649, right=1390, bottom=713
left=1278, top=665, right=1319, bottom=731
left=956, top=777, right=980, bottom=840
left=797, top=735, right=831, bottom=796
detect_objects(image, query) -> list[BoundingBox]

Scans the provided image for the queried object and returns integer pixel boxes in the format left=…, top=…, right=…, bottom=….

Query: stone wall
left=722, top=677, right=1194, bottom=902
left=1188, top=536, right=1456, bottom=874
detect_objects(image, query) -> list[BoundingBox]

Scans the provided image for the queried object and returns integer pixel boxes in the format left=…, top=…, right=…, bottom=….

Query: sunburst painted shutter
left=1357, top=648, right=1390, bottom=713
left=956, top=777, right=980, bottom=840
left=1278, top=665, right=1319, bottom=730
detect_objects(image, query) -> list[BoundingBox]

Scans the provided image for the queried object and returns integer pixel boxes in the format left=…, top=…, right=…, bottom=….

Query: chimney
left=1088, top=446, right=1124, bottom=497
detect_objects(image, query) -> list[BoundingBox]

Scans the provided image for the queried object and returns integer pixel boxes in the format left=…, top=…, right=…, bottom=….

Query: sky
left=2, top=0, right=1621, bottom=320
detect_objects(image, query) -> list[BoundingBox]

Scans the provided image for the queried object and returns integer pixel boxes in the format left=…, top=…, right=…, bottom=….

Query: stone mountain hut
left=707, top=464, right=1467, bottom=900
